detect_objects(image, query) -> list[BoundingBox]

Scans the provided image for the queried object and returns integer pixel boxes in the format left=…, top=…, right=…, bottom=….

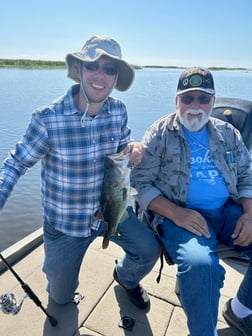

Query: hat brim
left=65, top=52, right=134, bottom=91
left=177, top=87, right=215, bottom=95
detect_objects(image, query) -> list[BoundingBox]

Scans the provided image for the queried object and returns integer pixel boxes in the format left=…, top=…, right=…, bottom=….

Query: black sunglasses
left=180, top=94, right=212, bottom=105
left=83, top=61, right=119, bottom=76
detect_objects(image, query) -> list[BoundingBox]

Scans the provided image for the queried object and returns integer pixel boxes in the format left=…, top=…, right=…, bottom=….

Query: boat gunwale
left=0, top=227, right=43, bottom=274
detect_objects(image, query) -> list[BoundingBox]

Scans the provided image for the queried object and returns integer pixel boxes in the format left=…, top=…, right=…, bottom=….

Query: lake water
left=0, top=68, right=252, bottom=251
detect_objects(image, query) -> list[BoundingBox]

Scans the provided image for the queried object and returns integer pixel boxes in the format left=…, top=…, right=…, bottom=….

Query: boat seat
left=212, top=97, right=252, bottom=152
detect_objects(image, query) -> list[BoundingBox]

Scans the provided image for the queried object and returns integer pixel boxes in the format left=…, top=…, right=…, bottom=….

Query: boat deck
left=0, top=229, right=246, bottom=335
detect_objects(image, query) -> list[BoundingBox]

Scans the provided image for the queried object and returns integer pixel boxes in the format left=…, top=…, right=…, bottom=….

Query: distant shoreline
left=0, top=58, right=250, bottom=71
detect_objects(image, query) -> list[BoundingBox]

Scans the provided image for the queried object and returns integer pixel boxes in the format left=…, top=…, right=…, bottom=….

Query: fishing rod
left=0, top=252, right=57, bottom=327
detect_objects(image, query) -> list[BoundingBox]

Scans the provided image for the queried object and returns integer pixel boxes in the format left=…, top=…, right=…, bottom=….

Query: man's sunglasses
left=83, top=61, right=119, bottom=76
left=180, top=94, right=213, bottom=105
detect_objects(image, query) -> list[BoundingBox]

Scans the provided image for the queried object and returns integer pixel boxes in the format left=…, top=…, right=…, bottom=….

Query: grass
left=0, top=59, right=66, bottom=69
left=0, top=58, right=250, bottom=71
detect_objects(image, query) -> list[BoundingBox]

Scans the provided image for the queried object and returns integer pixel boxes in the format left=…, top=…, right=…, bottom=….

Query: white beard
left=177, top=108, right=212, bottom=132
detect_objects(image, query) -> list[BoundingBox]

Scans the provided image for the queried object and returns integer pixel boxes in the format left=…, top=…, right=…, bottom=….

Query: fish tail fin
left=102, top=236, right=109, bottom=249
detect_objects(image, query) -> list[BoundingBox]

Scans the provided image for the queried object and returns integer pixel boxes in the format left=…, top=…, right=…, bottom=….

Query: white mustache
left=178, top=108, right=210, bottom=131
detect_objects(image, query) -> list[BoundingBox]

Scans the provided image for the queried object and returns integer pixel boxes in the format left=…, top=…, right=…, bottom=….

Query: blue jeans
left=42, top=206, right=160, bottom=304
left=159, top=198, right=252, bottom=336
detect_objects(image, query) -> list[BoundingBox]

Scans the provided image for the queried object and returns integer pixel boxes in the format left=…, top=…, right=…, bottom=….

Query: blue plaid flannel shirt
left=0, top=84, right=131, bottom=237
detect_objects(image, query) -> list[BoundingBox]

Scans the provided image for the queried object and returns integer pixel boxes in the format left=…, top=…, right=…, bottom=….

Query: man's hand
left=232, top=213, right=252, bottom=246
left=171, top=207, right=211, bottom=239
left=124, top=142, right=143, bottom=165
left=149, top=196, right=211, bottom=239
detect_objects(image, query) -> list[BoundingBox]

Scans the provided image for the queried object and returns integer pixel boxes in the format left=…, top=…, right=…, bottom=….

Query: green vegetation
left=144, top=65, right=250, bottom=71
left=144, top=65, right=182, bottom=69
left=0, top=59, right=66, bottom=69
left=0, top=58, right=144, bottom=70
left=0, top=59, right=250, bottom=71
left=207, top=66, right=249, bottom=71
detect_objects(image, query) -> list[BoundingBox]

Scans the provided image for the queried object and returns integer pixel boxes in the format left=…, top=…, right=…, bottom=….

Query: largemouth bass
left=97, top=151, right=131, bottom=249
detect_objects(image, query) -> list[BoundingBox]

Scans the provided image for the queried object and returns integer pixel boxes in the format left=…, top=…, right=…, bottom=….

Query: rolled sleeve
left=136, top=186, right=161, bottom=210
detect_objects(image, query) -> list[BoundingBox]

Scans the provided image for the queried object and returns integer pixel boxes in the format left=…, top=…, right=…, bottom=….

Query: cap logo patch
left=189, top=75, right=202, bottom=87
left=182, top=78, right=189, bottom=87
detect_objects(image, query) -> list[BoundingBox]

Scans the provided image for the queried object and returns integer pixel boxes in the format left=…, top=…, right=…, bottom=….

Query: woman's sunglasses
left=83, top=61, right=119, bottom=76
left=180, top=94, right=212, bottom=105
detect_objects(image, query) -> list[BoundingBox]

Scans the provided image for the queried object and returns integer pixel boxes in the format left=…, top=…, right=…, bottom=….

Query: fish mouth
left=107, top=151, right=130, bottom=161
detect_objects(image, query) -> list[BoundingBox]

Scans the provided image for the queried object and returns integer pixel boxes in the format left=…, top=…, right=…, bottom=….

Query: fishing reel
left=0, top=252, right=58, bottom=326
left=0, top=293, right=27, bottom=315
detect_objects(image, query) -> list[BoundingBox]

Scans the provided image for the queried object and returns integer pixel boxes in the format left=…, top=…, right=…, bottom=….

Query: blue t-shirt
left=183, top=126, right=229, bottom=210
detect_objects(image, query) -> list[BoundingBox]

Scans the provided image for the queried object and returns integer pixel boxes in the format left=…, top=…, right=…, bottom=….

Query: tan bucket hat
left=65, top=35, right=134, bottom=91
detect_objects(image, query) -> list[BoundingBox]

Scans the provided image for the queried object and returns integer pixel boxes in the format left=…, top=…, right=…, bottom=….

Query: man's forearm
left=148, top=195, right=180, bottom=222
left=240, top=197, right=252, bottom=214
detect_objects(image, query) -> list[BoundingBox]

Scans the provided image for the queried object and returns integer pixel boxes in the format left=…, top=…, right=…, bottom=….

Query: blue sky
left=1, top=0, right=251, bottom=69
